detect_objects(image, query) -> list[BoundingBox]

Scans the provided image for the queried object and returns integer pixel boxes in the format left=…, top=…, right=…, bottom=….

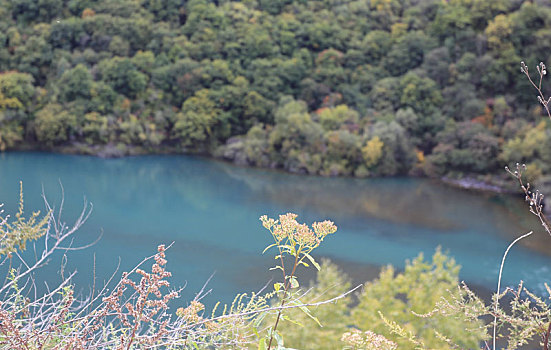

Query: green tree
left=173, top=89, right=220, bottom=148
left=13, top=34, right=53, bottom=84
left=317, top=104, right=359, bottom=131
left=98, top=57, right=148, bottom=99
left=34, top=104, right=77, bottom=146
left=369, top=77, right=399, bottom=112
left=269, top=97, right=324, bottom=173
left=322, top=129, right=362, bottom=176
left=470, top=0, right=511, bottom=31
left=131, top=50, right=155, bottom=75
left=351, top=249, right=486, bottom=349
left=361, top=30, right=392, bottom=63
left=313, top=49, right=347, bottom=87
left=0, top=71, right=35, bottom=111
left=242, top=90, right=275, bottom=125
left=431, top=0, right=472, bottom=43
left=500, top=120, right=551, bottom=179
left=89, top=82, right=119, bottom=114
left=58, top=64, right=93, bottom=102
left=142, top=0, right=184, bottom=23
left=485, top=14, right=514, bottom=53
left=422, top=47, right=451, bottom=87
left=108, top=35, right=130, bottom=56
left=369, top=121, right=416, bottom=176
left=10, top=0, right=63, bottom=23
left=152, top=58, right=201, bottom=106
left=81, top=112, right=110, bottom=144
left=385, top=32, right=431, bottom=76
left=0, top=120, right=24, bottom=151
left=49, top=17, right=85, bottom=50
left=428, top=121, right=500, bottom=175
left=399, top=72, right=442, bottom=114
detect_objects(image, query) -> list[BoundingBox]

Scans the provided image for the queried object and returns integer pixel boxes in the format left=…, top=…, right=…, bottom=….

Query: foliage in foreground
left=279, top=250, right=551, bottom=350
left=0, top=192, right=255, bottom=349
left=267, top=259, right=354, bottom=350
left=0, top=192, right=488, bottom=350
left=0, top=195, right=353, bottom=349
left=277, top=251, right=487, bottom=350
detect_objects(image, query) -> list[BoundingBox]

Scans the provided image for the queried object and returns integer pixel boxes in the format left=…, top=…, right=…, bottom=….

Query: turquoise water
left=0, top=152, right=549, bottom=306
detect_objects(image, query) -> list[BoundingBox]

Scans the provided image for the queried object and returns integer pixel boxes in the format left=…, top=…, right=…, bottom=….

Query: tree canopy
left=0, top=0, right=549, bottom=182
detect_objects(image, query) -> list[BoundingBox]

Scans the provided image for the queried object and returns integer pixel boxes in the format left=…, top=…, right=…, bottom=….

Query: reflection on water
left=219, top=161, right=539, bottom=243
left=222, top=165, right=461, bottom=231
left=0, top=152, right=549, bottom=306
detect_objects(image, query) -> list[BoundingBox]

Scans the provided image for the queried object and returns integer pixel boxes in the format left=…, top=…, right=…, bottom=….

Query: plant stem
left=493, top=231, right=533, bottom=350
left=544, top=321, right=551, bottom=350
left=267, top=252, right=299, bottom=350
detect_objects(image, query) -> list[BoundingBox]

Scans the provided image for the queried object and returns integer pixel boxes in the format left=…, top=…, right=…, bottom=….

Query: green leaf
left=262, top=243, right=277, bottom=254
left=290, top=299, right=322, bottom=327
left=303, top=253, right=321, bottom=271
left=290, top=276, right=299, bottom=288
left=254, top=312, right=267, bottom=328
left=274, top=330, right=284, bottom=347
left=282, top=314, right=304, bottom=327
left=258, top=338, right=267, bottom=350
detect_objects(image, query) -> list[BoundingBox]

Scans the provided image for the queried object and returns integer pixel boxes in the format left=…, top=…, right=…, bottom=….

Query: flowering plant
left=259, top=213, right=337, bottom=350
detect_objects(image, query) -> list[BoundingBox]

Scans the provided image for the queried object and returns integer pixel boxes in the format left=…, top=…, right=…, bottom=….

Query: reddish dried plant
left=99, top=244, right=178, bottom=349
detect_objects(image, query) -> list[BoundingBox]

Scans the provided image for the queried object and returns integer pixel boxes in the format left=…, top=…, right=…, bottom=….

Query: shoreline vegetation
left=11, top=141, right=514, bottom=192
left=21, top=141, right=520, bottom=195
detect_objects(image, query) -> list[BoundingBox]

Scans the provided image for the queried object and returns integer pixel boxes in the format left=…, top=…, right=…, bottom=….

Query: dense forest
left=0, top=0, right=550, bottom=185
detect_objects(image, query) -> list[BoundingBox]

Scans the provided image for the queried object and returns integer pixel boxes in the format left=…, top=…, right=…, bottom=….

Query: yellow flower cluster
left=260, top=213, right=337, bottom=248
left=176, top=300, right=205, bottom=324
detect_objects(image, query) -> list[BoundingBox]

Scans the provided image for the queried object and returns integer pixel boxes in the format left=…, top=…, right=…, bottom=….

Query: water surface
left=0, top=152, right=549, bottom=306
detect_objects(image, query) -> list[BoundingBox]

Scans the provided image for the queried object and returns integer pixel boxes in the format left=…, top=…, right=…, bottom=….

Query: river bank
left=8, top=141, right=529, bottom=194
left=33, top=141, right=527, bottom=196
left=442, top=176, right=511, bottom=193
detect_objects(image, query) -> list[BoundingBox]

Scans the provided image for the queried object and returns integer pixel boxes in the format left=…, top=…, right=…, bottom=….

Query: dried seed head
left=521, top=61, right=528, bottom=74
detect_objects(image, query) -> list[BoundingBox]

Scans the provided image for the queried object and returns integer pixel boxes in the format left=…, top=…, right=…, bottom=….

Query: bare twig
left=0, top=196, right=92, bottom=294
left=492, top=231, right=533, bottom=350
left=505, top=163, right=551, bottom=236
left=521, top=61, right=551, bottom=120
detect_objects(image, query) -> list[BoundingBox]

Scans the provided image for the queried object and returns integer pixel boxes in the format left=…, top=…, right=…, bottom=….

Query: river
left=0, top=152, right=549, bottom=306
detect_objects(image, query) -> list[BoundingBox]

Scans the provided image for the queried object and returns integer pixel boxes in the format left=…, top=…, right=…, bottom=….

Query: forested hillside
left=0, top=0, right=549, bottom=183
